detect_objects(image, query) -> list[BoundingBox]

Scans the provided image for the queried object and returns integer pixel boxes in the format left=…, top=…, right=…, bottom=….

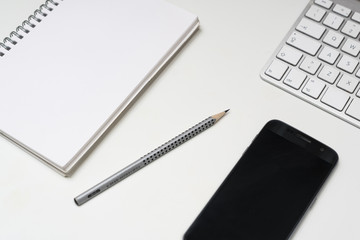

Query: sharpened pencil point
left=212, top=110, right=229, bottom=122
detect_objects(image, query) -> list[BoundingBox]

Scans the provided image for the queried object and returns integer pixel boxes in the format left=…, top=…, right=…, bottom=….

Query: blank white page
left=0, top=0, right=198, bottom=173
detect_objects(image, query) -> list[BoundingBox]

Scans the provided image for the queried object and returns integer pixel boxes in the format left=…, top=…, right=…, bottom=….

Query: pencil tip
left=212, top=110, right=229, bottom=121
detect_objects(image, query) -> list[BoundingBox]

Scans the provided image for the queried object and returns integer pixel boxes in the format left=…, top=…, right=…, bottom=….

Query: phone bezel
left=264, top=120, right=338, bottom=166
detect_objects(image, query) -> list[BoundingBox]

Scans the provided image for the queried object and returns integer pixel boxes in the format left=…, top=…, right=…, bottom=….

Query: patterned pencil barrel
left=74, top=110, right=228, bottom=206
left=141, top=117, right=216, bottom=166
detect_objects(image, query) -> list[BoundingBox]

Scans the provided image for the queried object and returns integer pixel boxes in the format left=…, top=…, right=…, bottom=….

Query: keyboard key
left=265, top=60, right=288, bottom=80
left=333, top=4, right=351, bottom=17
left=346, top=98, right=360, bottom=121
left=261, top=1, right=360, bottom=129
left=351, top=12, right=360, bottom=23
left=341, top=20, right=360, bottom=38
left=341, top=38, right=360, bottom=56
left=302, top=78, right=326, bottom=99
left=337, top=55, right=358, bottom=73
left=323, top=12, right=344, bottom=30
left=300, top=57, right=321, bottom=74
left=296, top=18, right=326, bottom=39
left=287, top=32, right=321, bottom=56
left=315, top=0, right=333, bottom=9
left=277, top=46, right=302, bottom=66
left=306, top=5, right=326, bottom=22
left=283, top=69, right=307, bottom=89
left=323, top=30, right=344, bottom=48
left=318, top=46, right=339, bottom=64
left=321, top=87, right=349, bottom=111
left=318, top=65, right=340, bottom=83
left=337, top=75, right=359, bottom=93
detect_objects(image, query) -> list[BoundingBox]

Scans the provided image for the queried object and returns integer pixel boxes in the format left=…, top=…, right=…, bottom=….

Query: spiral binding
left=0, top=0, right=62, bottom=57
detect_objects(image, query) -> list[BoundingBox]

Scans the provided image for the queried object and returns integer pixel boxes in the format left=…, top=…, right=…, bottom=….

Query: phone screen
left=184, top=120, right=338, bottom=240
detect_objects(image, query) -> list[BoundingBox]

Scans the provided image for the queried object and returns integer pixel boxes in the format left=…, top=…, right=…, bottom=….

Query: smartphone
left=184, top=120, right=338, bottom=240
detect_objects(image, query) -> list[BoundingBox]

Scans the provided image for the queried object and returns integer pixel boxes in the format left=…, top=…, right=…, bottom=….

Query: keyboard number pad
left=302, top=78, right=326, bottom=99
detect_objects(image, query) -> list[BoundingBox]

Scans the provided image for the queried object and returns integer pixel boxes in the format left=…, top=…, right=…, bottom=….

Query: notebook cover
left=0, top=0, right=199, bottom=176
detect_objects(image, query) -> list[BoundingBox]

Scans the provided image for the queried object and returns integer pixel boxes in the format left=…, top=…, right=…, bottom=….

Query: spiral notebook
left=0, top=0, right=199, bottom=176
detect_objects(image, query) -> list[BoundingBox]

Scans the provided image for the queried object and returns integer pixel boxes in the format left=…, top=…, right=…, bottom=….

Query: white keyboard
left=261, top=0, right=360, bottom=128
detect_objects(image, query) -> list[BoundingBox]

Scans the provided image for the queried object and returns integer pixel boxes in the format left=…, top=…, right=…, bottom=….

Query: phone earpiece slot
left=295, top=133, right=312, bottom=144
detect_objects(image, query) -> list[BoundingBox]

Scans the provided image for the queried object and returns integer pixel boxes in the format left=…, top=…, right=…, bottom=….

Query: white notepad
left=0, top=0, right=199, bottom=176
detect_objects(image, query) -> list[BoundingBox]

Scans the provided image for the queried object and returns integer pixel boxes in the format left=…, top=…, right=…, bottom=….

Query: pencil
left=74, top=109, right=229, bottom=206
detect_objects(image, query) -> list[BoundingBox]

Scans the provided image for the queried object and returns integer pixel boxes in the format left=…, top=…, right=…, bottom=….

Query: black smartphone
left=184, top=120, right=338, bottom=240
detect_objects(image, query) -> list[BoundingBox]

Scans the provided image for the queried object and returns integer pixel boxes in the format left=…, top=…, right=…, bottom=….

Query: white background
left=1, top=0, right=359, bottom=239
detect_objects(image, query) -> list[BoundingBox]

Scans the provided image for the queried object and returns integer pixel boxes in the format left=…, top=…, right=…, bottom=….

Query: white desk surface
left=1, top=0, right=359, bottom=239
